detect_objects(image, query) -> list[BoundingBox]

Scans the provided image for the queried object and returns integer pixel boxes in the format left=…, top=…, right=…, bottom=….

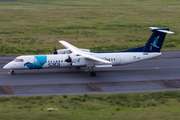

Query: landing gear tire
left=11, top=70, right=15, bottom=75
left=90, top=72, right=96, bottom=77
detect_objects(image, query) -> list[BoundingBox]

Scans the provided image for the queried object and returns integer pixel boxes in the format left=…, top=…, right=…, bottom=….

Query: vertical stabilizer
left=142, top=27, right=174, bottom=52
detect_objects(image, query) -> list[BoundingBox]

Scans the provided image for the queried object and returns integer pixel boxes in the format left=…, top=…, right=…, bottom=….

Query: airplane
left=3, top=27, right=174, bottom=76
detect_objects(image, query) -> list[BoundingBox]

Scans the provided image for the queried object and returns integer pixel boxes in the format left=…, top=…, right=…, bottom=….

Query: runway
left=0, top=50, right=180, bottom=97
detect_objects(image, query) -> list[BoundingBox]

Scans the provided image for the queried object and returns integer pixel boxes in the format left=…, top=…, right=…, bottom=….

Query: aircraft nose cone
left=3, top=64, right=8, bottom=69
left=3, top=63, right=12, bottom=69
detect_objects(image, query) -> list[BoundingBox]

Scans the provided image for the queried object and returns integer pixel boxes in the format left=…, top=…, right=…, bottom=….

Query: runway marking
left=7, top=83, right=86, bottom=87
left=154, top=57, right=163, bottom=59
left=92, top=79, right=176, bottom=84
left=164, top=80, right=180, bottom=88
left=1, top=78, right=180, bottom=96
left=1, top=85, right=14, bottom=95
left=98, top=66, right=180, bottom=72
left=0, top=72, right=11, bottom=74
left=1, top=79, right=165, bottom=87
left=5, top=79, right=180, bottom=87
left=87, top=83, right=105, bottom=92
left=153, top=57, right=180, bottom=60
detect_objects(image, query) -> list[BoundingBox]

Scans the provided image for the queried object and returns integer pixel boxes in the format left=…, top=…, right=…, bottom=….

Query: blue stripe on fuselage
left=24, top=55, right=47, bottom=69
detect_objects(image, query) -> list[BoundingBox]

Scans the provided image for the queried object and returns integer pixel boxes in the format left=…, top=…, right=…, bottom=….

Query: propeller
left=51, top=46, right=58, bottom=55
left=65, top=55, right=72, bottom=67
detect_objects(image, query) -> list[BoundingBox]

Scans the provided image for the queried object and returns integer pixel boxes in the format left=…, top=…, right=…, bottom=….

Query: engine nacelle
left=57, top=49, right=71, bottom=54
left=71, top=56, right=86, bottom=67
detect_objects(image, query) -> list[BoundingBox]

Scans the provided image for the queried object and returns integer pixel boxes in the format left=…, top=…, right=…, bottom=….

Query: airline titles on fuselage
left=48, top=61, right=61, bottom=68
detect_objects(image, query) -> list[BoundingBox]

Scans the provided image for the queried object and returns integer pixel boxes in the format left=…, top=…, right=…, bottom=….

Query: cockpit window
left=13, top=59, right=24, bottom=62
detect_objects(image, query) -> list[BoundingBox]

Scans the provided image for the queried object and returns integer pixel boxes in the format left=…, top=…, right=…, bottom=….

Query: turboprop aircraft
left=3, top=27, right=174, bottom=76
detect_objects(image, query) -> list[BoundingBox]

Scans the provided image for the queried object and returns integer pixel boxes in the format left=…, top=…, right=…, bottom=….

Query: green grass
left=1, top=91, right=180, bottom=120
left=0, top=0, right=180, bottom=55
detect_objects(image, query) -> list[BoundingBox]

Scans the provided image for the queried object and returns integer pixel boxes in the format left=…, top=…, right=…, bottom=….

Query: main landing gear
left=90, top=71, right=96, bottom=77
left=89, top=67, right=96, bottom=77
left=10, top=70, right=15, bottom=75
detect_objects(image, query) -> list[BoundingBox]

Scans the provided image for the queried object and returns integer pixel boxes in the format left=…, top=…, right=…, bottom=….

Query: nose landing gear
left=10, top=70, right=15, bottom=75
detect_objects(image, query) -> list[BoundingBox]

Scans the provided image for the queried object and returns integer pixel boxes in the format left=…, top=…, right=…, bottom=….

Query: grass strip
left=0, top=0, right=180, bottom=55
left=1, top=91, right=180, bottom=120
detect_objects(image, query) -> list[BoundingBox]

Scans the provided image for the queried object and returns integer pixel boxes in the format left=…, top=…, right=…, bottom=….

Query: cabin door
left=116, top=54, right=123, bottom=65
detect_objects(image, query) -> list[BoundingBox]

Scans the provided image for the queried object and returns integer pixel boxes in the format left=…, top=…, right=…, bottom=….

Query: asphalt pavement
left=0, top=50, right=180, bottom=97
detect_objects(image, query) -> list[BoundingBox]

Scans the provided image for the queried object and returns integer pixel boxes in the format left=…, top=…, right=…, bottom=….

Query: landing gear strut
left=11, top=70, right=15, bottom=75
left=89, top=67, right=96, bottom=77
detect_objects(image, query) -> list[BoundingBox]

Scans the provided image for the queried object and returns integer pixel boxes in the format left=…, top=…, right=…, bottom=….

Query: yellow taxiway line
left=164, top=80, right=180, bottom=88
left=1, top=79, right=180, bottom=95
left=87, top=83, right=105, bottom=92
left=1, top=85, right=14, bottom=95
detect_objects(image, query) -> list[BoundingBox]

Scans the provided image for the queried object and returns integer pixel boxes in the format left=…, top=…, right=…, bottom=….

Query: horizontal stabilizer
left=149, top=27, right=175, bottom=34
left=157, top=30, right=174, bottom=34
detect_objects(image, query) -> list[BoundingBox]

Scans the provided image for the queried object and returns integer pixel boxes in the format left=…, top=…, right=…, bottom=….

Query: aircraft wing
left=59, top=41, right=112, bottom=64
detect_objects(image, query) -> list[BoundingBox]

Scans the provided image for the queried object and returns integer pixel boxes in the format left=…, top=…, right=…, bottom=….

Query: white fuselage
left=3, top=52, right=161, bottom=70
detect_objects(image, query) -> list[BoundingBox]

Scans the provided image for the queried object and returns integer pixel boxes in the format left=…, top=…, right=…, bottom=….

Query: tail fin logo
left=77, top=58, right=80, bottom=62
left=151, top=36, right=160, bottom=48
